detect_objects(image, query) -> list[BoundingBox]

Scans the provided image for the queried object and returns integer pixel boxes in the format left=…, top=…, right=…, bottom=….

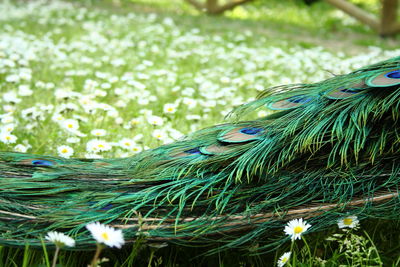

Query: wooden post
left=206, top=0, right=219, bottom=13
left=325, top=0, right=400, bottom=36
left=380, top=0, right=400, bottom=36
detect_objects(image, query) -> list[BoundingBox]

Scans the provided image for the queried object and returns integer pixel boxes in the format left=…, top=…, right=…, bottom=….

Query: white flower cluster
left=278, top=214, right=360, bottom=266
left=45, top=222, right=125, bottom=249
left=0, top=0, right=398, bottom=159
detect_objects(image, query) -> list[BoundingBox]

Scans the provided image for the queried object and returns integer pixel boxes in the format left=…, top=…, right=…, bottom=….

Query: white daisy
left=338, top=215, right=359, bottom=229
left=129, top=118, right=141, bottom=128
left=3, top=91, right=21, bottom=104
left=131, top=145, right=143, bottom=153
left=147, top=115, right=164, bottom=126
left=152, top=129, right=167, bottom=140
left=18, top=84, right=33, bottom=96
left=0, top=132, right=17, bottom=144
left=14, top=144, right=28, bottom=153
left=91, top=129, right=107, bottom=137
left=45, top=231, right=75, bottom=247
left=52, top=114, right=65, bottom=122
left=277, top=251, right=291, bottom=267
left=119, top=138, right=135, bottom=149
left=57, top=145, right=74, bottom=158
left=1, top=123, right=15, bottom=133
left=163, top=103, right=178, bottom=114
left=86, top=139, right=112, bottom=153
left=86, top=222, right=125, bottom=249
left=1, top=115, right=14, bottom=124
left=115, top=117, right=124, bottom=125
left=284, top=218, right=311, bottom=241
left=182, top=97, right=197, bottom=109
left=61, top=119, right=79, bottom=132
left=3, top=105, right=15, bottom=113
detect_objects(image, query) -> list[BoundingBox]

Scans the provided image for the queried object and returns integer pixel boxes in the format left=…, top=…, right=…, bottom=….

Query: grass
left=0, top=0, right=399, bottom=266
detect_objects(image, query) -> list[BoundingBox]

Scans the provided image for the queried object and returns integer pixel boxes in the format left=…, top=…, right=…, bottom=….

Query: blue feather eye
left=239, top=127, right=263, bottom=135
left=366, top=69, right=400, bottom=87
left=170, top=147, right=204, bottom=158
left=184, top=148, right=201, bottom=154
left=268, top=95, right=315, bottom=110
left=31, top=160, right=54, bottom=166
left=324, top=86, right=367, bottom=100
left=385, top=70, right=400, bottom=79
left=324, top=79, right=369, bottom=100
left=218, top=126, right=264, bottom=143
left=287, top=95, right=313, bottom=104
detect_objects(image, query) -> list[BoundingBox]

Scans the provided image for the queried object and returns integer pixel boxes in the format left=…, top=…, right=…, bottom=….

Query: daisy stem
left=90, top=243, right=103, bottom=267
left=290, top=240, right=296, bottom=266
left=51, top=246, right=60, bottom=267
left=302, top=237, right=312, bottom=266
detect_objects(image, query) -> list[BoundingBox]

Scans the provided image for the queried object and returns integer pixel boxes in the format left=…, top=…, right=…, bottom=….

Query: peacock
left=1, top=56, right=400, bottom=252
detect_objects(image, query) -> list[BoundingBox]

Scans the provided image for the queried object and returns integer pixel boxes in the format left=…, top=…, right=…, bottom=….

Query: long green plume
left=0, top=56, right=400, bottom=252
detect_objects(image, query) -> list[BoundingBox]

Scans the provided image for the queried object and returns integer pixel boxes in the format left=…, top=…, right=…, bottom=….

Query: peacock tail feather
left=1, top=56, right=400, bottom=252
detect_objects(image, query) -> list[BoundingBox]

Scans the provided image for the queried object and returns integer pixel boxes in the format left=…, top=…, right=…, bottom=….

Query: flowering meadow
left=1, top=0, right=400, bottom=266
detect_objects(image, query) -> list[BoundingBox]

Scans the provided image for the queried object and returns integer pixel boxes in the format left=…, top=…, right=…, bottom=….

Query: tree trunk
left=380, top=0, right=400, bottom=36
left=206, top=0, right=219, bottom=13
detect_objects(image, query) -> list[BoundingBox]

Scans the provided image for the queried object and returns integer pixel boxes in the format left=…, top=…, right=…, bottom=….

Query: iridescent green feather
left=0, top=57, right=400, bottom=252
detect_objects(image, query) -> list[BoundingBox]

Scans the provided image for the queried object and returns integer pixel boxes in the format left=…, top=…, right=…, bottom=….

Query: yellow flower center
left=282, top=257, right=288, bottom=263
left=343, top=218, right=353, bottom=225
left=294, top=226, right=303, bottom=234
left=167, top=108, right=174, bottom=112
left=101, top=232, right=109, bottom=241
left=61, top=148, right=68, bottom=153
left=125, top=142, right=131, bottom=146
left=98, top=144, right=104, bottom=148
left=5, top=136, right=10, bottom=140
left=67, top=124, right=73, bottom=128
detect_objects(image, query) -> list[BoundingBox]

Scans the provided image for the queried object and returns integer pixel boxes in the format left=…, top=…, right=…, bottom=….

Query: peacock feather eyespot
left=31, top=159, right=55, bottom=166
left=218, top=126, right=264, bottom=143
left=239, top=127, right=263, bottom=135
left=18, top=158, right=56, bottom=166
left=268, top=94, right=315, bottom=110
left=199, top=143, right=236, bottom=155
left=366, top=69, right=400, bottom=87
left=184, top=148, right=201, bottom=154
left=324, top=86, right=367, bottom=100
left=287, top=95, right=313, bottom=104
left=170, top=147, right=203, bottom=158
left=385, top=70, right=400, bottom=79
